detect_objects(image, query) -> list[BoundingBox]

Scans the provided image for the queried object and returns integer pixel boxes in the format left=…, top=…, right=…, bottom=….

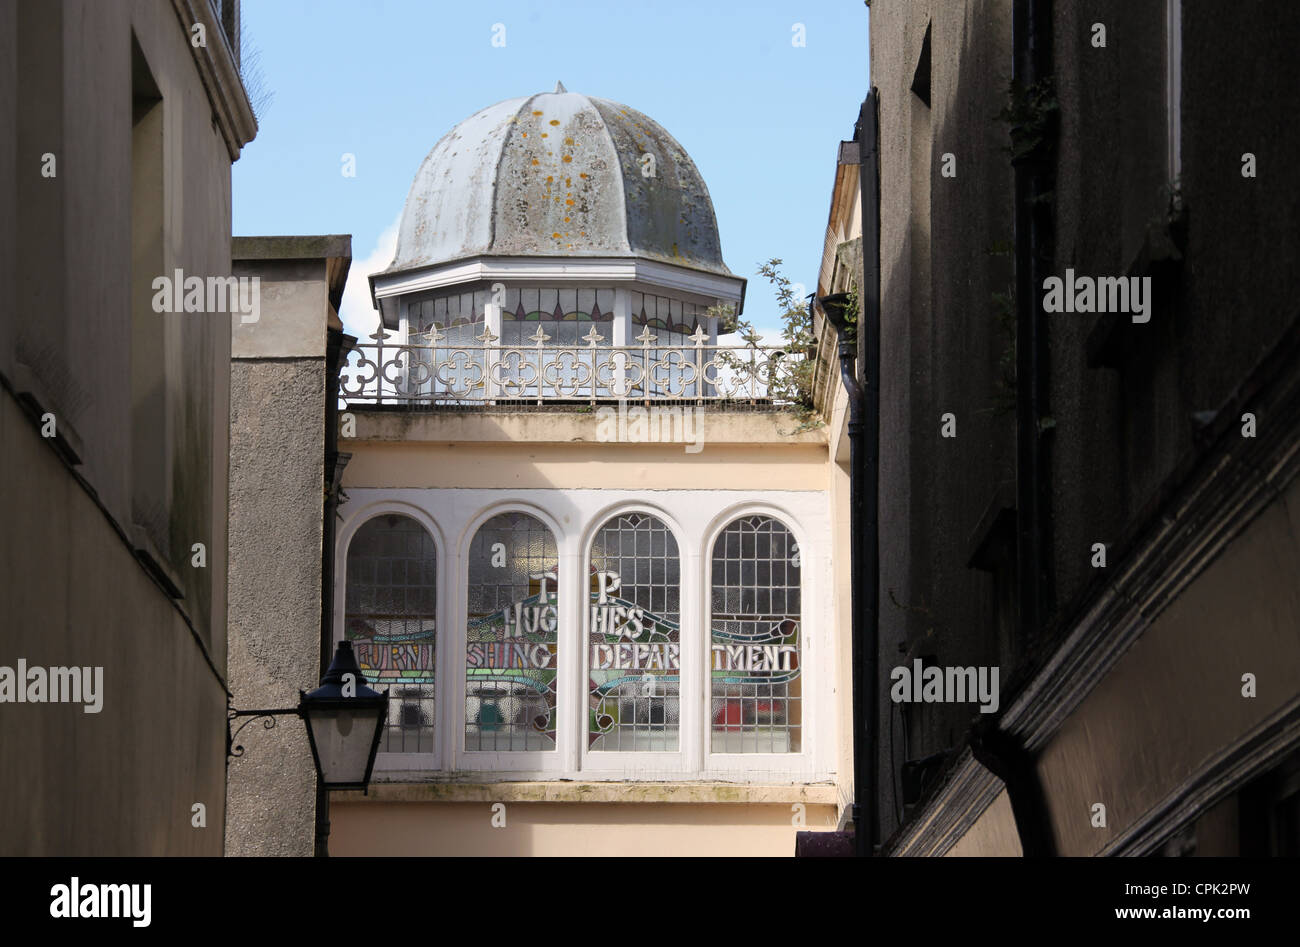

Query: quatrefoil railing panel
left=340, top=333, right=799, bottom=405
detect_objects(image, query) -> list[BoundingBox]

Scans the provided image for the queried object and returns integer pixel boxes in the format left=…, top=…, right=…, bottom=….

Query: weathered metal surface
left=383, top=86, right=733, bottom=278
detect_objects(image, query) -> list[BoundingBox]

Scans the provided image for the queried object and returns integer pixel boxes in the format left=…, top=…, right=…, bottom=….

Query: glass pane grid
left=588, top=514, right=681, bottom=752
left=710, top=517, right=801, bottom=754
left=345, top=515, right=438, bottom=754
left=466, top=512, right=559, bottom=752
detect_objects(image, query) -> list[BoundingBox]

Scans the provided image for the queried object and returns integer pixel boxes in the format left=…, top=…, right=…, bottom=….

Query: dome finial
left=554, top=80, right=567, bottom=93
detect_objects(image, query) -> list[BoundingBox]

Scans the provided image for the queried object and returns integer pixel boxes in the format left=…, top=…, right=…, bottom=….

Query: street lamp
left=299, top=640, right=388, bottom=791
left=227, top=640, right=390, bottom=853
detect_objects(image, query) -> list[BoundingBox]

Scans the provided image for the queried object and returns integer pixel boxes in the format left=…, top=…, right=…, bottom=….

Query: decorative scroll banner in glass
left=710, top=516, right=802, bottom=753
left=465, top=512, right=559, bottom=751
left=587, top=513, right=681, bottom=751
left=345, top=514, right=438, bottom=753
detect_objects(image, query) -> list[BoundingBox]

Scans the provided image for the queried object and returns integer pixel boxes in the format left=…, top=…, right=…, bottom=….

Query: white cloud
left=339, top=215, right=400, bottom=341
left=717, top=329, right=786, bottom=349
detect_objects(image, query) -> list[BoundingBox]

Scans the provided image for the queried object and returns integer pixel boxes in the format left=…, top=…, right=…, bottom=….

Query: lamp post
left=227, top=640, right=389, bottom=855
left=818, top=291, right=878, bottom=857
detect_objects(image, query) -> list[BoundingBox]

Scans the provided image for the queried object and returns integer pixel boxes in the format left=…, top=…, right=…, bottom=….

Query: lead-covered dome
left=380, top=83, right=734, bottom=278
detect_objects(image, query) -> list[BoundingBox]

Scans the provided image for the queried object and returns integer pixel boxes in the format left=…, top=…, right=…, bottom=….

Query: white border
left=699, top=502, right=819, bottom=781
left=453, top=500, right=567, bottom=774
left=579, top=501, right=692, bottom=777
left=334, top=500, right=446, bottom=774
left=372, top=256, right=746, bottom=328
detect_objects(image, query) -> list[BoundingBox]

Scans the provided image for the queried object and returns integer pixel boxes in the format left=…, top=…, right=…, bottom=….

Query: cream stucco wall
left=340, top=407, right=828, bottom=492
left=328, top=400, right=853, bottom=852
left=331, top=800, right=838, bottom=857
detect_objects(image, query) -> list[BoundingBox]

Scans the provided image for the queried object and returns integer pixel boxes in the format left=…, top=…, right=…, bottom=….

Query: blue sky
left=232, top=0, right=869, bottom=338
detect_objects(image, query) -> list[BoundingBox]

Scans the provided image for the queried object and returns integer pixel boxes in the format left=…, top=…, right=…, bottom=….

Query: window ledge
left=11, top=361, right=85, bottom=465
left=335, top=780, right=838, bottom=806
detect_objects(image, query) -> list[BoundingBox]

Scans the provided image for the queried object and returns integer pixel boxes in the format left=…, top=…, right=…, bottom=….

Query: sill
left=130, top=525, right=186, bottom=600
left=966, top=481, right=1016, bottom=572
left=11, top=361, right=85, bottom=465
left=1086, top=213, right=1184, bottom=369
left=334, top=780, right=838, bottom=806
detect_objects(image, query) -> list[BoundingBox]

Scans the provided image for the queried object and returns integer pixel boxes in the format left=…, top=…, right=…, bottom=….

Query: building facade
left=321, top=85, right=854, bottom=855
left=0, top=0, right=255, bottom=854
left=857, top=0, right=1300, bottom=856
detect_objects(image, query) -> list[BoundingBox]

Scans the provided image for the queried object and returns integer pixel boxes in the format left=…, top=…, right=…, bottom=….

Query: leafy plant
left=840, top=282, right=860, bottom=347
left=997, top=76, right=1058, bottom=163
left=714, top=259, right=823, bottom=432
left=986, top=241, right=1016, bottom=416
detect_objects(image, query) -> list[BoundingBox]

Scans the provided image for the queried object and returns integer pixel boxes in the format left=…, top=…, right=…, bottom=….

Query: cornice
left=170, top=0, right=257, bottom=160
left=887, top=316, right=1300, bottom=856
left=885, top=748, right=1007, bottom=856
left=1104, top=696, right=1300, bottom=856
left=370, top=255, right=748, bottom=328
left=372, top=256, right=746, bottom=301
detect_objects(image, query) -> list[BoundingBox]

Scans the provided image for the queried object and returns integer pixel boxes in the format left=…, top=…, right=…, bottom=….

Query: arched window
left=587, top=513, right=681, bottom=752
left=345, top=514, right=438, bottom=753
left=710, top=515, right=801, bottom=753
left=465, top=512, right=559, bottom=751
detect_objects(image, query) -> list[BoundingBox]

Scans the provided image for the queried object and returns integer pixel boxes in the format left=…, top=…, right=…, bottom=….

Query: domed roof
left=381, top=83, right=734, bottom=278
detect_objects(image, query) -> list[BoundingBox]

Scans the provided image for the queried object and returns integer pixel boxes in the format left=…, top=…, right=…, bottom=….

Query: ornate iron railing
left=340, top=325, right=801, bottom=405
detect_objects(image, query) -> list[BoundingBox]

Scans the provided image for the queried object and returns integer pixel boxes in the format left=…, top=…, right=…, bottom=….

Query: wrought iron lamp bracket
left=227, top=705, right=303, bottom=759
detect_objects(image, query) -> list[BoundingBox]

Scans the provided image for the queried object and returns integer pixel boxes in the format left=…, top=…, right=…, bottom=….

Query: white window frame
left=578, top=503, right=696, bottom=779
left=334, top=488, right=833, bottom=784
left=452, top=501, right=569, bottom=776
left=334, top=500, right=447, bottom=775
left=700, top=504, right=818, bottom=780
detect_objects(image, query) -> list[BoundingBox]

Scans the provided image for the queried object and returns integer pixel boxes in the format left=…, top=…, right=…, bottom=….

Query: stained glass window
left=345, top=514, right=438, bottom=754
left=465, top=512, right=559, bottom=751
left=405, top=290, right=491, bottom=401
left=502, top=288, right=616, bottom=346
left=496, top=288, right=615, bottom=399
left=629, top=291, right=705, bottom=398
left=630, top=290, right=704, bottom=337
left=587, top=513, right=681, bottom=751
left=409, top=289, right=489, bottom=341
left=710, top=516, right=801, bottom=753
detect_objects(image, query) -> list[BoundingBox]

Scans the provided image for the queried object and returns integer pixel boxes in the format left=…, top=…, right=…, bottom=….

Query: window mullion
left=683, top=546, right=705, bottom=776
left=559, top=538, right=582, bottom=775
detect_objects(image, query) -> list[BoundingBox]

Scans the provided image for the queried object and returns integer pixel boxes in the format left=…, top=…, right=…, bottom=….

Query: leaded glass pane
left=405, top=290, right=488, bottom=401
left=629, top=290, right=703, bottom=398
left=710, top=517, right=801, bottom=753
left=345, top=514, right=437, bottom=754
left=465, top=512, right=559, bottom=751
left=588, top=514, right=680, bottom=751
left=498, top=286, right=612, bottom=397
